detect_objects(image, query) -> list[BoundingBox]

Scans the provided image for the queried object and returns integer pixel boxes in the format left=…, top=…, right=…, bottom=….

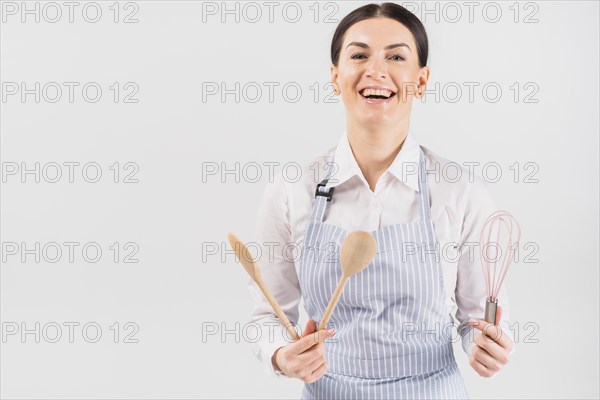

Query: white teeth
left=361, top=88, right=394, bottom=98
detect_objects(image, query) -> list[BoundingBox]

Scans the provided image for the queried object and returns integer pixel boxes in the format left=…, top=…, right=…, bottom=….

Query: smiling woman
left=330, top=5, right=430, bottom=151
left=248, top=3, right=515, bottom=400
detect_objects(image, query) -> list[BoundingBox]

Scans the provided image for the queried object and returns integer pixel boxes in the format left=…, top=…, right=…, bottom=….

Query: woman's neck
left=346, top=118, right=409, bottom=192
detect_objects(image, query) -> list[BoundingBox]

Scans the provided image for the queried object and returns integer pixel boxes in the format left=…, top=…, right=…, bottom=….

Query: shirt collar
left=327, top=129, right=421, bottom=192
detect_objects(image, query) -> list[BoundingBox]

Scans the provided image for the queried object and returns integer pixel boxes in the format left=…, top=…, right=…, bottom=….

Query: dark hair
left=330, top=2, right=429, bottom=68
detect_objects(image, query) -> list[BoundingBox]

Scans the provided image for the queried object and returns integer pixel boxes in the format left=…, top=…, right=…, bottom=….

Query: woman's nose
left=366, top=57, right=388, bottom=80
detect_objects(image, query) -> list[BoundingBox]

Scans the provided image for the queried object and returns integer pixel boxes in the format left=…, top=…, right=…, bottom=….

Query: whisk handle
left=484, top=299, right=498, bottom=324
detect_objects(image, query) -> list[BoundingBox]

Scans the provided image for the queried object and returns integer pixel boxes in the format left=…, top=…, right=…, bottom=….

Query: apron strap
left=418, top=146, right=436, bottom=244
left=418, top=149, right=428, bottom=221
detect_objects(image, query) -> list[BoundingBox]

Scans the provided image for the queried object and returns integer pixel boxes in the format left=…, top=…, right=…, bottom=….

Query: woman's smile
left=358, top=86, right=398, bottom=105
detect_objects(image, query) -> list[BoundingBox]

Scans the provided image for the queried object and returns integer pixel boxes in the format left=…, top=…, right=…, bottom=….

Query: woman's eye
left=350, top=53, right=404, bottom=61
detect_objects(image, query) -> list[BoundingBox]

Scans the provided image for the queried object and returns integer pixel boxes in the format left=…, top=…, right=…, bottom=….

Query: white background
left=1, top=1, right=598, bottom=399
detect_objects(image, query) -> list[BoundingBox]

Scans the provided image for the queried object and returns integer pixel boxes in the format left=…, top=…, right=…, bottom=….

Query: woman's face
left=331, top=17, right=430, bottom=127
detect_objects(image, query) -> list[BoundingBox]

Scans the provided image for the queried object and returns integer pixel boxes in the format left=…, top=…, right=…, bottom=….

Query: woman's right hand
left=272, top=319, right=336, bottom=383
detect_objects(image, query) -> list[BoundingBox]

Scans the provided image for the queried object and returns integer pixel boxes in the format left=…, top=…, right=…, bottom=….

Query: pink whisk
left=479, top=210, right=521, bottom=324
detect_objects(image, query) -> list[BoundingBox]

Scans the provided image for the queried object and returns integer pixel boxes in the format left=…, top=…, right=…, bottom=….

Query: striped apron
left=298, top=146, right=470, bottom=399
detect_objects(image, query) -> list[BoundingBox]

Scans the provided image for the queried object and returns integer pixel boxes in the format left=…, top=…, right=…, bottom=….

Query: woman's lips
left=359, top=91, right=396, bottom=104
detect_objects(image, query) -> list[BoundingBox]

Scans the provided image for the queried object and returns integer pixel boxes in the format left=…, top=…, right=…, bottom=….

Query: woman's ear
left=415, top=66, right=430, bottom=98
left=331, top=64, right=340, bottom=95
left=418, top=66, right=430, bottom=87
left=331, top=65, right=338, bottom=82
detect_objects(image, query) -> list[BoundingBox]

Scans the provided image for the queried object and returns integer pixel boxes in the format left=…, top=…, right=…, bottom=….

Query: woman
left=248, top=3, right=515, bottom=399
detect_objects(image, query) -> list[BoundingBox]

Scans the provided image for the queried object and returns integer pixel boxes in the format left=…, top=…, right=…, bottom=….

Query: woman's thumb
left=301, top=319, right=317, bottom=337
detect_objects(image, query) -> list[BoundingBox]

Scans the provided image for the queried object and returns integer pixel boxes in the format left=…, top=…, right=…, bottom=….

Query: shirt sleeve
left=248, top=173, right=302, bottom=378
left=454, top=176, right=515, bottom=358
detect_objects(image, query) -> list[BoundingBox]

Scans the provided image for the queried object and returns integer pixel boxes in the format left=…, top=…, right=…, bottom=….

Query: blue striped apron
left=298, top=146, right=470, bottom=399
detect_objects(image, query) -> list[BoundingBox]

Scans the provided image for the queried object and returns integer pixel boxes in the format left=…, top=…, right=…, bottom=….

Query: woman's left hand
left=467, top=305, right=514, bottom=378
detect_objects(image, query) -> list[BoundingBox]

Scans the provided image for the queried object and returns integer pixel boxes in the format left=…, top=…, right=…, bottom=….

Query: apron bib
left=298, top=146, right=470, bottom=399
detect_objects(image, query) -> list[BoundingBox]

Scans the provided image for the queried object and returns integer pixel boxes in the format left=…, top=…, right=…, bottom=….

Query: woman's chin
left=356, top=113, right=398, bottom=126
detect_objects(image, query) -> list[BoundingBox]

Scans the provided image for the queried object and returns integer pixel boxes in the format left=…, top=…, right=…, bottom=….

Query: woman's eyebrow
left=346, top=41, right=412, bottom=52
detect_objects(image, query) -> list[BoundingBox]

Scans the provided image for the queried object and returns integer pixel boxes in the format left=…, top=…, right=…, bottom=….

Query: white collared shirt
left=248, top=130, right=514, bottom=378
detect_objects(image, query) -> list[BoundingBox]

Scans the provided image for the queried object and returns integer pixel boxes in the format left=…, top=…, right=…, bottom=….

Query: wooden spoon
left=318, top=231, right=377, bottom=330
left=227, top=232, right=300, bottom=342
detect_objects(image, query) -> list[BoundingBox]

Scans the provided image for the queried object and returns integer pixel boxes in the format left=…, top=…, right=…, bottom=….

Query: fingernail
left=327, top=328, right=336, bottom=335
left=468, top=319, right=478, bottom=326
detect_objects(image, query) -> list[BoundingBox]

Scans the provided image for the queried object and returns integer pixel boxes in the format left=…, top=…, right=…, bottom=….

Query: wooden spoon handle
left=318, top=276, right=348, bottom=331
left=254, top=275, right=300, bottom=342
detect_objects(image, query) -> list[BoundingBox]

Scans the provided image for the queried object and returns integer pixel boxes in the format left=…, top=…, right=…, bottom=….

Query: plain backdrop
left=1, top=1, right=598, bottom=399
